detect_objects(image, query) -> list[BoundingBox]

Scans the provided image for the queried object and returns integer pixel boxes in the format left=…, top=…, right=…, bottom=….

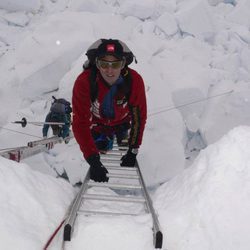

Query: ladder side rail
left=135, top=161, right=163, bottom=249
left=20, top=145, right=48, bottom=160
left=0, top=135, right=74, bottom=162
left=63, top=169, right=90, bottom=241
left=1, top=145, right=51, bottom=162
left=0, top=146, right=26, bottom=162
left=1, top=143, right=53, bottom=162
left=0, top=146, right=27, bottom=156
left=0, top=147, right=22, bottom=154
left=27, top=136, right=61, bottom=147
left=27, top=134, right=74, bottom=148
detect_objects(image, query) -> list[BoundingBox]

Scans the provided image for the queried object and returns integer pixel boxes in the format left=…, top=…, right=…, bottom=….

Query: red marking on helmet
left=107, top=44, right=115, bottom=52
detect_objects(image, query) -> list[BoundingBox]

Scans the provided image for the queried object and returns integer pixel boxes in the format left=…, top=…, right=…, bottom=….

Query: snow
left=226, top=0, right=250, bottom=26
left=66, top=214, right=153, bottom=250
left=176, top=0, right=215, bottom=40
left=0, top=0, right=40, bottom=12
left=118, top=0, right=156, bottom=20
left=154, top=126, right=250, bottom=250
left=156, top=13, right=179, bottom=37
left=0, top=156, right=75, bottom=250
left=0, top=0, right=250, bottom=249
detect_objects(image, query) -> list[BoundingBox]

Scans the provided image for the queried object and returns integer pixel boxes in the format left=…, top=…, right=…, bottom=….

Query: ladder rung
left=111, top=149, right=127, bottom=152
left=107, top=173, right=139, bottom=179
left=109, top=150, right=127, bottom=154
left=106, top=166, right=137, bottom=171
left=83, top=194, right=145, bottom=203
left=101, top=158, right=121, bottom=163
left=107, top=148, right=127, bottom=155
left=78, top=209, right=141, bottom=216
left=112, top=146, right=128, bottom=150
left=100, top=154, right=122, bottom=159
left=102, top=152, right=122, bottom=156
left=88, top=182, right=142, bottom=190
left=102, top=162, right=120, bottom=166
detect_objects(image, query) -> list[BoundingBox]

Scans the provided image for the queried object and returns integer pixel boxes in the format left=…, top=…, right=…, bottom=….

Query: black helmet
left=85, top=38, right=136, bottom=67
left=96, top=39, right=124, bottom=60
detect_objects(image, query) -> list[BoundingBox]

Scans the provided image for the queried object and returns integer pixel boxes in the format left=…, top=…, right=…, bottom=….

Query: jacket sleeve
left=128, top=69, right=147, bottom=149
left=72, top=72, right=99, bottom=159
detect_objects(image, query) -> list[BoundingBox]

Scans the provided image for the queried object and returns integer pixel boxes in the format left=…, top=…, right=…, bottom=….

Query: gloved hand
left=87, top=154, right=109, bottom=182
left=120, top=148, right=138, bottom=167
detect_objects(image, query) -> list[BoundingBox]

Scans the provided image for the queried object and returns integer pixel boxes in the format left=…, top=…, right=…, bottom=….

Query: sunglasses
left=97, top=59, right=124, bottom=69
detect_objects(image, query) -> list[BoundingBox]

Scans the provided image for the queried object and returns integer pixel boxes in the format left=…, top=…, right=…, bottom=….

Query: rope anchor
left=13, top=117, right=27, bottom=127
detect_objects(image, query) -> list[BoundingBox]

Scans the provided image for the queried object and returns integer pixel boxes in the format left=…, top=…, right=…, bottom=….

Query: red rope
left=43, top=219, right=65, bottom=250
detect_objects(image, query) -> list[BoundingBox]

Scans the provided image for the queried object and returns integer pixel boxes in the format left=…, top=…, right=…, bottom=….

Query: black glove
left=87, top=154, right=109, bottom=182
left=120, top=149, right=138, bottom=167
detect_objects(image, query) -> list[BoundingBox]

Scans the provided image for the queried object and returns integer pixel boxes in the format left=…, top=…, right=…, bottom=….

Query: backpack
left=50, top=96, right=72, bottom=114
left=84, top=39, right=136, bottom=102
left=49, top=97, right=72, bottom=135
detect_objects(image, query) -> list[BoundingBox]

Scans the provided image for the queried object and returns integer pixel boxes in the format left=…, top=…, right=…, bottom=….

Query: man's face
left=96, top=55, right=124, bottom=85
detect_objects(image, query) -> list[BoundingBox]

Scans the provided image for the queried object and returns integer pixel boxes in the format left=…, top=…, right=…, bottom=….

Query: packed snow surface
left=0, top=0, right=250, bottom=249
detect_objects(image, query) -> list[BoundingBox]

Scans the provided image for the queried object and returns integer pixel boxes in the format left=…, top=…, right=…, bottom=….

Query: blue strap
left=101, top=76, right=123, bottom=119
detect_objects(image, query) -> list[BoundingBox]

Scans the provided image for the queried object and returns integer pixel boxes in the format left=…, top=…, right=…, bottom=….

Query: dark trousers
left=92, top=122, right=130, bottom=151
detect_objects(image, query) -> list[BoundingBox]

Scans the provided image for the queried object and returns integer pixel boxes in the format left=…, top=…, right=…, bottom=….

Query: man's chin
left=104, top=77, right=117, bottom=85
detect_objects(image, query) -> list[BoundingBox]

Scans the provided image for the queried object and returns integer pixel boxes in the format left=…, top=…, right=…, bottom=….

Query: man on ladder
left=42, top=96, right=72, bottom=141
left=72, top=38, right=147, bottom=182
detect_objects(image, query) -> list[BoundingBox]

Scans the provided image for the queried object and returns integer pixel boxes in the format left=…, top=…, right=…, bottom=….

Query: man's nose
left=105, top=66, right=114, bottom=73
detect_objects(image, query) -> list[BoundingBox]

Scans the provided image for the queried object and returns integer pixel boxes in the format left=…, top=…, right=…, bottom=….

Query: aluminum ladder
left=0, top=135, right=69, bottom=162
left=0, top=134, right=73, bottom=162
left=63, top=144, right=163, bottom=249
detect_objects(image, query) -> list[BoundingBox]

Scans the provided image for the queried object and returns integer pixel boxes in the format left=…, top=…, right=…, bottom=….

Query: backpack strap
left=89, top=66, right=98, bottom=103
left=49, top=96, right=72, bottom=115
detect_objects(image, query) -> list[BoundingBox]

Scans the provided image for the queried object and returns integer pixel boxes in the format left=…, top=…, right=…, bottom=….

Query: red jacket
left=72, top=67, right=147, bottom=159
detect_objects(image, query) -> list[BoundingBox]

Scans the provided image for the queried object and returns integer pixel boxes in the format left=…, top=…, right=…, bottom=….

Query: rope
left=43, top=219, right=65, bottom=250
left=0, top=126, right=42, bottom=139
left=148, top=90, right=234, bottom=117
left=0, top=90, right=234, bottom=139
